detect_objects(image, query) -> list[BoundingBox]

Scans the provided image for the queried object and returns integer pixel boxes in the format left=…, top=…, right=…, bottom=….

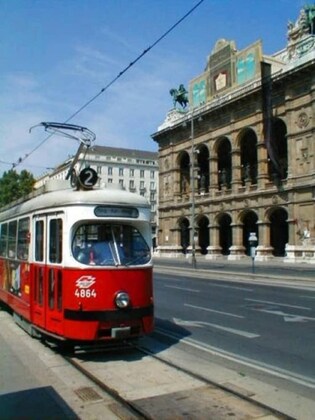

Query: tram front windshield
left=72, top=223, right=151, bottom=266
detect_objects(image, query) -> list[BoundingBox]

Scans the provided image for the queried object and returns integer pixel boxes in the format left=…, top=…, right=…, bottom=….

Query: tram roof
left=0, top=180, right=150, bottom=221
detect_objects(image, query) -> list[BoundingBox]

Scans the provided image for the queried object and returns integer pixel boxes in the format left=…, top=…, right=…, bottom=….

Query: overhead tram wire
left=12, top=0, right=205, bottom=170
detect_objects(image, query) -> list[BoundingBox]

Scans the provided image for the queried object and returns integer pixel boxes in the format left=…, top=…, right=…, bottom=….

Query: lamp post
left=248, top=232, right=258, bottom=274
left=190, top=108, right=197, bottom=269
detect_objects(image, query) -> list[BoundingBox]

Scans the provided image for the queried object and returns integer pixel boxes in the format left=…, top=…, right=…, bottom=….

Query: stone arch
left=238, top=128, right=258, bottom=185
left=267, top=207, right=289, bottom=256
left=178, top=217, right=190, bottom=254
left=268, top=118, right=288, bottom=181
left=217, top=212, right=232, bottom=255
left=177, top=151, right=190, bottom=194
left=215, top=137, right=232, bottom=189
left=196, top=214, right=209, bottom=254
left=195, top=143, right=210, bottom=193
left=239, top=209, right=259, bottom=255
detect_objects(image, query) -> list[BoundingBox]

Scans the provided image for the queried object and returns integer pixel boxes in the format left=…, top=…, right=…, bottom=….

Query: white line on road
left=164, top=285, right=200, bottom=292
left=245, top=298, right=311, bottom=310
left=184, top=303, right=244, bottom=318
left=155, top=328, right=315, bottom=389
left=208, top=283, right=253, bottom=292
left=253, top=308, right=315, bottom=322
left=173, top=318, right=259, bottom=338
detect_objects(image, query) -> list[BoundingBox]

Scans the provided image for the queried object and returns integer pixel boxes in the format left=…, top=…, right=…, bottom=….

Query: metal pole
left=191, top=108, right=197, bottom=269
left=251, top=252, right=255, bottom=274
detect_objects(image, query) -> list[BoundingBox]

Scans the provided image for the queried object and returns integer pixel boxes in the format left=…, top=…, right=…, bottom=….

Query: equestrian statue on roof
left=170, top=84, right=189, bottom=109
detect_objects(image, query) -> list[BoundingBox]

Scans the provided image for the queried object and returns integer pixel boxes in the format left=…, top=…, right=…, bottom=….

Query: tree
left=0, top=169, right=35, bottom=207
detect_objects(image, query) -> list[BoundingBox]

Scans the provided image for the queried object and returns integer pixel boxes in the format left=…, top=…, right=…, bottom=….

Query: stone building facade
left=152, top=5, right=315, bottom=263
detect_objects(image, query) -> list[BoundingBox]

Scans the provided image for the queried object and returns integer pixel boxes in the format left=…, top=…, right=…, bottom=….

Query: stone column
left=255, top=220, right=274, bottom=260
left=231, top=148, right=242, bottom=193
left=208, top=156, right=218, bottom=196
left=228, top=222, right=246, bottom=260
left=186, top=226, right=201, bottom=257
left=205, top=223, right=222, bottom=259
left=256, top=132, right=270, bottom=189
left=174, top=168, right=181, bottom=196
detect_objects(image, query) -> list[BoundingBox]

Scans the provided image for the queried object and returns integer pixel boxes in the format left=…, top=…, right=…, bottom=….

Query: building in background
left=152, top=5, right=315, bottom=263
left=36, top=145, right=159, bottom=247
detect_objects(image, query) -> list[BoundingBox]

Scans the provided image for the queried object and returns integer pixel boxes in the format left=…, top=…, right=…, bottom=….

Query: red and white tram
left=0, top=179, right=154, bottom=346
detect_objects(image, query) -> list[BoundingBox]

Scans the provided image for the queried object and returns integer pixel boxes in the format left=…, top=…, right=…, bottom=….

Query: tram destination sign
left=95, top=206, right=139, bottom=218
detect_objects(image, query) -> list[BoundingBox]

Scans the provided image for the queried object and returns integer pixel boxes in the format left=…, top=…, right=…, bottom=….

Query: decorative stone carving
left=296, top=111, right=310, bottom=128
left=158, top=109, right=187, bottom=131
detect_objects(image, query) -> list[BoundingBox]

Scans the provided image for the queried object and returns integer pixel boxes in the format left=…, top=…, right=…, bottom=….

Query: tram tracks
left=61, top=341, right=291, bottom=419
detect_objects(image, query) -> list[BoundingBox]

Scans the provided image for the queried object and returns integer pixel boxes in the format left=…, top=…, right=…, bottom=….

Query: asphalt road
left=153, top=266, right=315, bottom=389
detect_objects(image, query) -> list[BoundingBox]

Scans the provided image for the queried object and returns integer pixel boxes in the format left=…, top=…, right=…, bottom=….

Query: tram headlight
left=115, top=291, right=130, bottom=309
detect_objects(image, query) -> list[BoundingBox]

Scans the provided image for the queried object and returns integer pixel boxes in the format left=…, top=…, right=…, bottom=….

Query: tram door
left=32, top=214, right=64, bottom=335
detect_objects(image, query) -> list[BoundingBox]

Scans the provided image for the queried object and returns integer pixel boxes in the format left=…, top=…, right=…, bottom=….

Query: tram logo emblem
left=76, top=276, right=96, bottom=289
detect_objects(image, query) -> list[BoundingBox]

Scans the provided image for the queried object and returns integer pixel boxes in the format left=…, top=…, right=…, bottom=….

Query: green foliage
left=0, top=169, right=35, bottom=207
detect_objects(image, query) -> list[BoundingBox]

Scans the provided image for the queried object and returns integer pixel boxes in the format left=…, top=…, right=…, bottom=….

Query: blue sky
left=0, top=0, right=304, bottom=177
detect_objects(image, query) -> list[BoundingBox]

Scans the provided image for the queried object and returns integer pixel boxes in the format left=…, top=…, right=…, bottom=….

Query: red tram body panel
left=0, top=180, right=154, bottom=345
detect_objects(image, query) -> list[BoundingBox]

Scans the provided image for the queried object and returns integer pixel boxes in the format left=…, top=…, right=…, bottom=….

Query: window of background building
left=129, top=180, right=135, bottom=189
left=119, top=179, right=124, bottom=187
left=150, top=182, right=155, bottom=190
left=108, top=178, right=113, bottom=183
left=140, top=169, right=145, bottom=178
left=119, top=168, right=124, bottom=176
left=150, top=170, right=155, bottom=179
left=130, top=168, right=134, bottom=177
left=108, top=167, right=113, bottom=175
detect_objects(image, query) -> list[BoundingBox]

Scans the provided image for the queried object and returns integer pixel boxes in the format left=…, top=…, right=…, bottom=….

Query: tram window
left=35, top=221, right=44, bottom=261
left=8, top=221, right=17, bottom=258
left=17, top=217, right=30, bottom=260
left=49, top=219, right=63, bottom=263
left=113, top=225, right=151, bottom=266
left=0, top=223, right=8, bottom=257
left=72, top=223, right=150, bottom=266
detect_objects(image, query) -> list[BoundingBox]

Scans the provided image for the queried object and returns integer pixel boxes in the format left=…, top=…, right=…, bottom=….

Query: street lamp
left=248, top=232, right=258, bottom=274
left=190, top=108, right=197, bottom=269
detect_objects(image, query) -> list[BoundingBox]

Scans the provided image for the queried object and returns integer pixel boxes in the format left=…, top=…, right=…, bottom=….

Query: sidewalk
left=153, top=255, right=315, bottom=286
left=0, top=310, right=119, bottom=420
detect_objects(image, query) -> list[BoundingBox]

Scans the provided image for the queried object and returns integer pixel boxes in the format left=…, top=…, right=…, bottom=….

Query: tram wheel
left=57, top=341, right=75, bottom=354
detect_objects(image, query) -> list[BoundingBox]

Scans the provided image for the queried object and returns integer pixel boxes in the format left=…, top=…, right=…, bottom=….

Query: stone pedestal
left=205, top=245, right=223, bottom=260
left=255, top=245, right=274, bottom=261
left=228, top=245, right=246, bottom=260
left=284, top=242, right=315, bottom=264
left=154, top=245, right=184, bottom=258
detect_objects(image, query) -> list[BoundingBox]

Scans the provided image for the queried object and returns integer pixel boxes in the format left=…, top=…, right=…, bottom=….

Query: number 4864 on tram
left=0, top=176, right=154, bottom=347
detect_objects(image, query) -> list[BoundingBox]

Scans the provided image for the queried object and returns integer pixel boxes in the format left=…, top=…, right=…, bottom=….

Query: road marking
left=254, top=308, right=315, bottom=322
left=185, top=303, right=244, bottom=319
left=209, top=284, right=253, bottom=292
left=173, top=318, right=259, bottom=338
left=155, top=328, right=315, bottom=389
left=245, top=298, right=311, bottom=310
left=164, top=285, right=200, bottom=292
